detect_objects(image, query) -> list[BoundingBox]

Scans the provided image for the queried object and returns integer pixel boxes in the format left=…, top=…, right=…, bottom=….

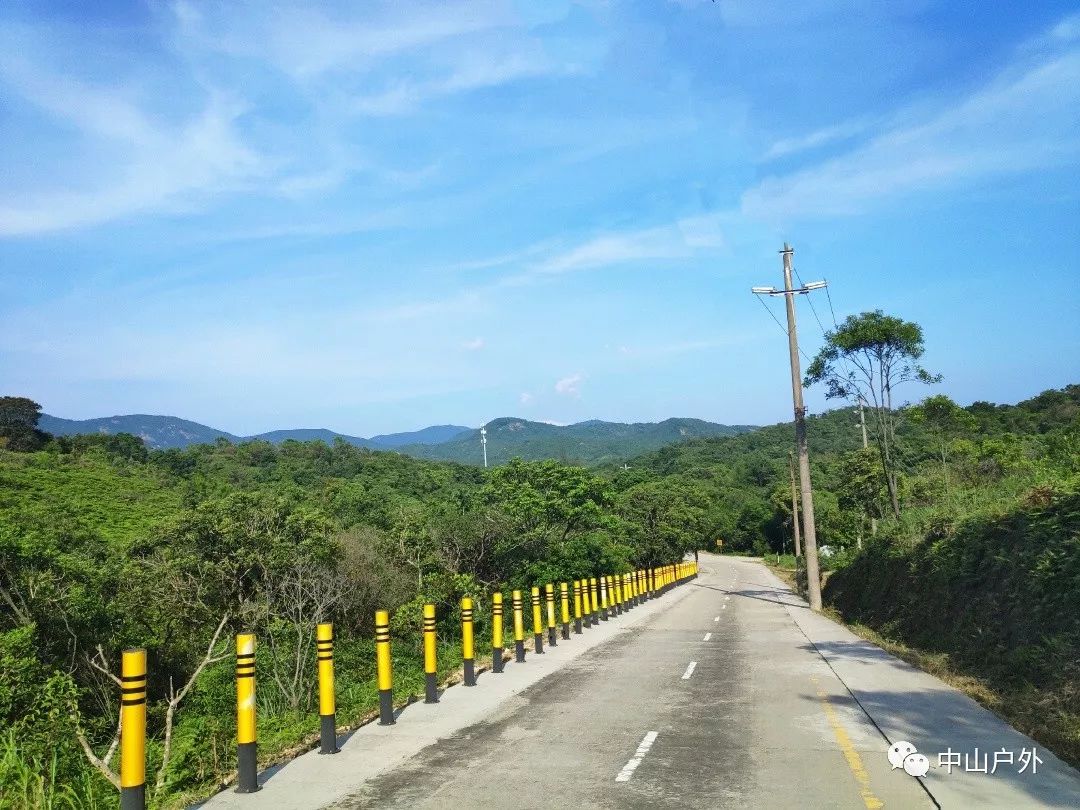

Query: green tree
left=619, top=478, right=710, bottom=564
left=909, top=394, right=977, bottom=497
left=804, top=310, right=941, bottom=519
left=0, top=397, right=49, bottom=452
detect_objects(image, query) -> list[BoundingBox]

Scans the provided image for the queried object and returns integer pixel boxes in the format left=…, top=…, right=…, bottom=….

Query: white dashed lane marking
left=681, top=661, right=697, bottom=680
left=703, top=632, right=712, bottom=641
left=615, top=731, right=658, bottom=783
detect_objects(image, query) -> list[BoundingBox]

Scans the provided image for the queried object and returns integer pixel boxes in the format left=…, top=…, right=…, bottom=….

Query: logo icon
left=888, top=741, right=918, bottom=769
left=903, top=753, right=930, bottom=777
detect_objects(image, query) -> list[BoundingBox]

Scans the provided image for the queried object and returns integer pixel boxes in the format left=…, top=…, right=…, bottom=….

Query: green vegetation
left=628, top=380, right=1080, bottom=767
left=401, top=416, right=755, bottom=467
left=0, top=421, right=703, bottom=807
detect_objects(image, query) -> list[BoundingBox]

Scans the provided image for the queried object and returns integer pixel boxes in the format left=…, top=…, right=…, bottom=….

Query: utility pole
left=752, top=243, right=824, bottom=610
left=856, top=397, right=877, bottom=540
left=788, top=451, right=801, bottom=558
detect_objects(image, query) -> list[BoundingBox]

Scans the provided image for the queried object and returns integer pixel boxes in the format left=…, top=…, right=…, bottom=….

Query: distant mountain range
left=399, top=417, right=756, bottom=466
left=37, top=414, right=471, bottom=452
left=37, top=412, right=756, bottom=465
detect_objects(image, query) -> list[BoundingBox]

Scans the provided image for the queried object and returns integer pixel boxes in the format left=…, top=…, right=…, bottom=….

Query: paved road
left=203, top=553, right=1080, bottom=809
left=335, top=555, right=930, bottom=809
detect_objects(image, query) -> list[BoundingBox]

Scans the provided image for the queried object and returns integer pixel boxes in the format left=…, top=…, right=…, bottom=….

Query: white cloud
left=761, top=118, right=872, bottom=160
left=463, top=337, right=485, bottom=350
left=0, top=52, right=263, bottom=236
left=554, top=373, right=584, bottom=396
left=519, top=392, right=533, bottom=404
left=742, top=25, right=1080, bottom=219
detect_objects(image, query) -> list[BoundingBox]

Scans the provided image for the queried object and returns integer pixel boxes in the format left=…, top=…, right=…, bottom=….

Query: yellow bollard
left=545, top=583, right=557, bottom=647
left=513, top=590, right=526, bottom=662
left=492, top=592, right=505, bottom=673
left=589, top=577, right=599, bottom=624
left=581, top=578, right=592, bottom=628
left=235, top=633, right=259, bottom=793
left=120, top=648, right=146, bottom=810
left=531, top=586, right=545, bottom=654
left=317, top=623, right=339, bottom=753
left=423, top=605, right=438, bottom=703
left=599, top=576, right=609, bottom=621
left=376, top=610, right=394, bottom=725
left=462, top=597, right=476, bottom=686
left=560, top=582, right=571, bottom=639
left=573, top=579, right=584, bottom=633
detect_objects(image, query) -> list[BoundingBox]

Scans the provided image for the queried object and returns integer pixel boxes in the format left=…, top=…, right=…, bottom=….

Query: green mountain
left=37, top=413, right=471, bottom=451
left=399, top=417, right=757, bottom=466
left=38, top=413, right=237, bottom=449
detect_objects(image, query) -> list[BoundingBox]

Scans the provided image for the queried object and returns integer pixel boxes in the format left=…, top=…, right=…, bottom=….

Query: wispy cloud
left=462, top=337, right=485, bottom=351
left=743, top=19, right=1080, bottom=219
left=519, top=392, right=533, bottom=405
left=554, top=373, right=584, bottom=396
left=0, top=47, right=263, bottom=236
left=761, top=118, right=873, bottom=160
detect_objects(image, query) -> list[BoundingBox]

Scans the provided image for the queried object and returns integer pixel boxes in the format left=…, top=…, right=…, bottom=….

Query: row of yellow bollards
left=116, top=562, right=698, bottom=806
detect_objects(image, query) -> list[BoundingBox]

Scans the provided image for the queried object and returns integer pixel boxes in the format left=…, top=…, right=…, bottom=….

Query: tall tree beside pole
left=804, top=310, right=941, bottom=519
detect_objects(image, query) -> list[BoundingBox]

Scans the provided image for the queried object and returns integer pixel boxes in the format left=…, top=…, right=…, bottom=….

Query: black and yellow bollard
left=375, top=610, right=395, bottom=725
left=492, top=592, right=505, bottom=673
left=589, top=577, right=599, bottom=624
left=545, top=584, right=557, bottom=647
left=638, top=569, right=645, bottom=604
left=573, top=580, right=584, bottom=633
left=599, top=576, right=609, bottom=621
left=317, top=623, right=339, bottom=753
left=614, top=575, right=623, bottom=614
left=120, top=648, right=146, bottom=810
left=423, top=604, right=438, bottom=703
left=462, top=597, right=476, bottom=686
left=513, top=590, right=526, bottom=662
left=624, top=573, right=633, bottom=609
left=559, top=582, right=571, bottom=640
left=235, top=633, right=259, bottom=793
left=581, top=578, right=592, bottom=628
left=531, top=586, right=545, bottom=654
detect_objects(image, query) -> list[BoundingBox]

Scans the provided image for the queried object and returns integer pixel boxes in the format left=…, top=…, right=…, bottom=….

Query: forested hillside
left=0, top=410, right=709, bottom=808
left=402, top=416, right=755, bottom=467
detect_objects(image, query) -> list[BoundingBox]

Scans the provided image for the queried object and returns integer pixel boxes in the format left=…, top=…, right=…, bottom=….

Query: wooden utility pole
left=788, top=451, right=801, bottom=558
left=780, top=244, right=822, bottom=610
left=857, top=397, right=877, bottom=540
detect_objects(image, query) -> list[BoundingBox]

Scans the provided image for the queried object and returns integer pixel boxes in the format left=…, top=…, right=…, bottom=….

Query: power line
left=754, top=293, right=815, bottom=364
left=794, top=265, right=829, bottom=340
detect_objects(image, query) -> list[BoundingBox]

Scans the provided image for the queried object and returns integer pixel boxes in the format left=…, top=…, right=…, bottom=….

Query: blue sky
left=2, top=1, right=1078, bottom=436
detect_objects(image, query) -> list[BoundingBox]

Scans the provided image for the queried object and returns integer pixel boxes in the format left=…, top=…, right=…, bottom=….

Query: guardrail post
left=120, top=648, right=146, bottom=810
left=589, top=578, right=599, bottom=624
left=235, top=633, right=259, bottom=792
left=545, top=584, right=557, bottom=646
left=376, top=611, right=395, bottom=725
left=423, top=605, right=438, bottom=703
left=492, top=592, right=505, bottom=673
left=531, top=586, right=545, bottom=654
left=513, top=590, right=526, bottom=662
left=317, top=623, right=339, bottom=753
left=573, top=580, right=583, bottom=633
left=599, top=576, right=609, bottom=621
left=559, top=582, right=571, bottom=639
left=462, top=597, right=476, bottom=686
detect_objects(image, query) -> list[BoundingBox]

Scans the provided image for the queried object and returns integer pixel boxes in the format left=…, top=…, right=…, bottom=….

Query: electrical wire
left=753, top=293, right=815, bottom=365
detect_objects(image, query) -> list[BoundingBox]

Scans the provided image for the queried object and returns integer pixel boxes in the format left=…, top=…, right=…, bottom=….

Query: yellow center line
left=812, top=676, right=884, bottom=809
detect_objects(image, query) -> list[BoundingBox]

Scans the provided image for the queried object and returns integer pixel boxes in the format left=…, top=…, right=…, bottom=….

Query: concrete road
left=202, top=553, right=1080, bottom=809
